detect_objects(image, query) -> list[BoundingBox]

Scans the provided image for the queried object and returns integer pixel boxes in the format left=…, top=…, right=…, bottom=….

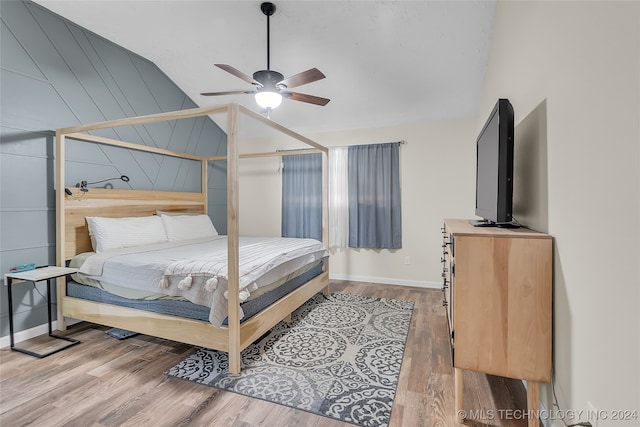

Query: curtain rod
left=276, top=148, right=316, bottom=152
left=334, top=140, right=407, bottom=148
left=277, top=140, right=406, bottom=152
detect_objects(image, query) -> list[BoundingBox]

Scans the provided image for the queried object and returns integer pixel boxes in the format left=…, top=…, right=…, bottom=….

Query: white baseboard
left=329, top=273, right=440, bottom=289
left=0, top=322, right=52, bottom=349
left=1, top=277, right=438, bottom=348
left=0, top=319, right=80, bottom=349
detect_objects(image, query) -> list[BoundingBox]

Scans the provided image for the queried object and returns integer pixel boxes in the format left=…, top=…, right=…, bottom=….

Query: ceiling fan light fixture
left=255, top=90, right=283, bottom=109
left=201, top=2, right=330, bottom=109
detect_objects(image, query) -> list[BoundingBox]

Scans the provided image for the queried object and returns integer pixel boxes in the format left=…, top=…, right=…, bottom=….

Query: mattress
left=66, top=262, right=324, bottom=326
left=70, top=236, right=328, bottom=326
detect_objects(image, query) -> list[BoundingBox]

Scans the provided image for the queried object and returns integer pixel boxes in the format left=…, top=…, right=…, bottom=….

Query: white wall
left=479, top=1, right=639, bottom=424
left=237, top=2, right=640, bottom=421
left=237, top=118, right=479, bottom=287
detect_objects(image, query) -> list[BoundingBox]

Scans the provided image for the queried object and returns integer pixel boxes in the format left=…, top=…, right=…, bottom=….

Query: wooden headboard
left=63, top=188, right=206, bottom=260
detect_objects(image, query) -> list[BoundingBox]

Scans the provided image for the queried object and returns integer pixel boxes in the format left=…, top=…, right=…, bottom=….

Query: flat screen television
left=471, top=98, right=516, bottom=227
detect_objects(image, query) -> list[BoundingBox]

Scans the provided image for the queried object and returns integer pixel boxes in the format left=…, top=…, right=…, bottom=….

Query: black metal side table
left=4, top=266, right=80, bottom=358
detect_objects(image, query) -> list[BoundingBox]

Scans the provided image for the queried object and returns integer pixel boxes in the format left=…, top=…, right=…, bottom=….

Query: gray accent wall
left=0, top=1, right=227, bottom=338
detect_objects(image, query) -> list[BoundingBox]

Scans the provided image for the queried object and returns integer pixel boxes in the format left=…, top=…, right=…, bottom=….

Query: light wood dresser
left=441, top=219, right=552, bottom=427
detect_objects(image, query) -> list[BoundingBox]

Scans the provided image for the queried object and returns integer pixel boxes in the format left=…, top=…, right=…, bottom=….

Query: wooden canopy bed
left=55, top=103, right=329, bottom=374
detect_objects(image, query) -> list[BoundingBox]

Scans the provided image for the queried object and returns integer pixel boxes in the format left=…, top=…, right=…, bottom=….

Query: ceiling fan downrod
left=200, top=0, right=330, bottom=108
left=261, top=2, right=276, bottom=71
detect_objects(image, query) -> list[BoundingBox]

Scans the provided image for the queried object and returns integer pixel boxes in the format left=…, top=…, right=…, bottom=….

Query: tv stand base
left=468, top=219, right=521, bottom=229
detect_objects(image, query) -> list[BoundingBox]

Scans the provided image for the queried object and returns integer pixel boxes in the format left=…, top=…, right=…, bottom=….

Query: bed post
left=55, top=130, right=67, bottom=330
left=202, top=158, right=208, bottom=214
left=226, top=103, right=242, bottom=374
left=321, top=150, right=330, bottom=297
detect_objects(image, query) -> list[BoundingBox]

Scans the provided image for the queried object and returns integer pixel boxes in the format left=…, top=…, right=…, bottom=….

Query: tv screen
left=473, top=98, right=515, bottom=226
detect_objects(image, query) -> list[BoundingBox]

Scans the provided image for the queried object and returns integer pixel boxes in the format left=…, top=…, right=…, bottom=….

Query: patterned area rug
left=165, top=292, right=414, bottom=427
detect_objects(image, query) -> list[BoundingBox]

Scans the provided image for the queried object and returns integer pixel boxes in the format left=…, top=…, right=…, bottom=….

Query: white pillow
left=86, top=215, right=168, bottom=253
left=161, top=214, right=218, bottom=241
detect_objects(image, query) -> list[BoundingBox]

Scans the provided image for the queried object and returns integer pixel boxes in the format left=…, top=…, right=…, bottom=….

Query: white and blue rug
left=165, top=292, right=414, bottom=427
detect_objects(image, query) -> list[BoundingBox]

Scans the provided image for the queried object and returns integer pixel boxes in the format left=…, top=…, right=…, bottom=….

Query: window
left=281, top=153, right=322, bottom=240
left=281, top=143, right=402, bottom=249
left=347, top=142, right=402, bottom=249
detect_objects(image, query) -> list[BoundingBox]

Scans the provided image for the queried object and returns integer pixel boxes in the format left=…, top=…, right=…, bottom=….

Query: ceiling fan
left=200, top=2, right=330, bottom=111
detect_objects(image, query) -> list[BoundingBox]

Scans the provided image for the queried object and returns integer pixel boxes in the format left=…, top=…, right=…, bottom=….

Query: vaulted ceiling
left=33, top=0, right=496, bottom=135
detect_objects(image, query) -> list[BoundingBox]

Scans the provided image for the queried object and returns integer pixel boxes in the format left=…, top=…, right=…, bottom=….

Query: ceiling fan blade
left=278, top=68, right=326, bottom=89
left=200, top=90, right=256, bottom=96
left=281, top=91, right=330, bottom=106
left=214, top=64, right=262, bottom=86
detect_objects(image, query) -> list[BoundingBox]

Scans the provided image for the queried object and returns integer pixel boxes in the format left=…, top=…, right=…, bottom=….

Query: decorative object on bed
left=55, top=102, right=330, bottom=374
left=166, top=292, right=414, bottom=427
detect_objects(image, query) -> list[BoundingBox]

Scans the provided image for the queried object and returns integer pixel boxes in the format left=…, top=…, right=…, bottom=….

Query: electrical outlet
left=587, top=401, right=598, bottom=427
left=404, top=256, right=410, bottom=265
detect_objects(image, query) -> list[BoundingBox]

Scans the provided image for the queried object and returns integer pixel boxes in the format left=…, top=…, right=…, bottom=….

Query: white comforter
left=77, top=236, right=328, bottom=326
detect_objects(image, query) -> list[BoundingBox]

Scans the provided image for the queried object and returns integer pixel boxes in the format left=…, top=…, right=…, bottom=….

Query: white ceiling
left=33, top=0, right=496, bottom=135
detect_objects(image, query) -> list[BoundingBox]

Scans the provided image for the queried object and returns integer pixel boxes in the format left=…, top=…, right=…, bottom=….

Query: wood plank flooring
left=0, top=281, right=529, bottom=427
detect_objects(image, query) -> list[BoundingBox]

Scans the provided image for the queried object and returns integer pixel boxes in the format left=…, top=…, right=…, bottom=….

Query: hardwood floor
left=0, top=281, right=529, bottom=427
